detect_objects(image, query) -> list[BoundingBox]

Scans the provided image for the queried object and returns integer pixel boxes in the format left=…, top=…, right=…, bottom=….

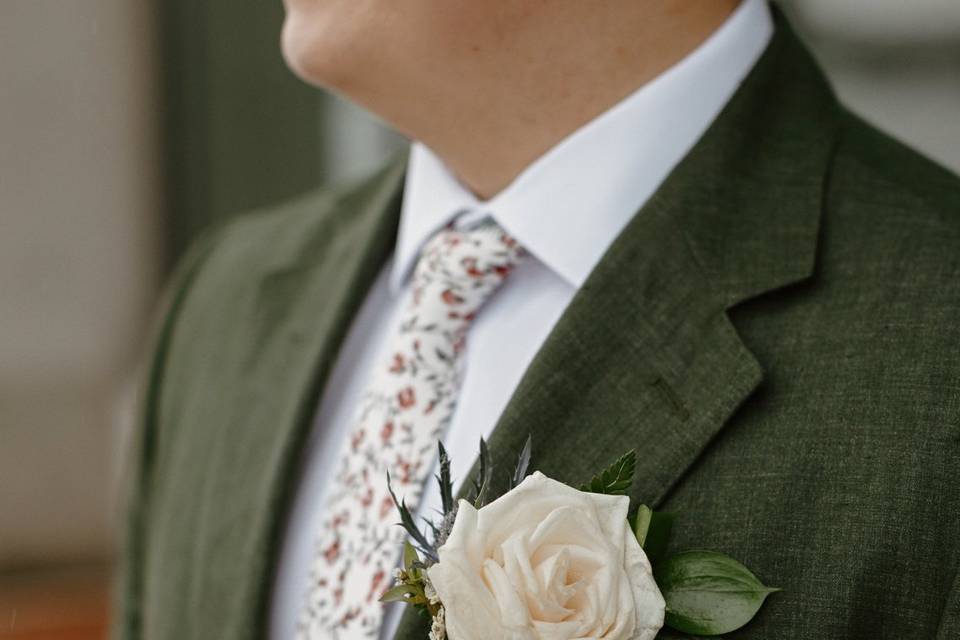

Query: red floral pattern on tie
left=298, top=222, right=524, bottom=638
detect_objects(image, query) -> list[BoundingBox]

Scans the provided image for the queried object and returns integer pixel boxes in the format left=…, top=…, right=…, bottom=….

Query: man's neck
left=368, top=1, right=743, bottom=200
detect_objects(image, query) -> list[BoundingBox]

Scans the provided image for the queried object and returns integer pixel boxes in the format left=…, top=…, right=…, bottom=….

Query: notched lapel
left=483, top=201, right=764, bottom=508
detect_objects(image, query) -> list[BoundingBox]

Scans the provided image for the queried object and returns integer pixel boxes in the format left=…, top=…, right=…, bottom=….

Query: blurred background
left=1, top=1, right=957, bottom=637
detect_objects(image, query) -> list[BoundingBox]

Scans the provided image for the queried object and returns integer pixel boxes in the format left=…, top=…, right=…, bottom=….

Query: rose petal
left=483, top=558, right=535, bottom=637
left=621, top=527, right=665, bottom=640
left=428, top=502, right=502, bottom=640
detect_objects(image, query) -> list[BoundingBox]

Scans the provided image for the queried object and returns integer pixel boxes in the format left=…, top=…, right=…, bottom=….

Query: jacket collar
left=666, top=16, right=840, bottom=309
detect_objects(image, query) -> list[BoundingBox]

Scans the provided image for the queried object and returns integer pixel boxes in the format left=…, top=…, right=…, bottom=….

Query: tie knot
left=410, top=221, right=524, bottom=318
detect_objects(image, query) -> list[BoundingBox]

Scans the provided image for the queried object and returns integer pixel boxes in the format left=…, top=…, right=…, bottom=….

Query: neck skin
left=350, top=1, right=742, bottom=199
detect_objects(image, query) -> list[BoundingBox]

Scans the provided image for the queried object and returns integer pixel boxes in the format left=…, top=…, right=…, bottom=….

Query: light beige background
left=1, top=0, right=958, bottom=574
left=1, top=0, right=159, bottom=569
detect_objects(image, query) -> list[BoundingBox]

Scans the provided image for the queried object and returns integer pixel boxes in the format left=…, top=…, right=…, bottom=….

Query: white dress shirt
left=269, top=1, right=773, bottom=637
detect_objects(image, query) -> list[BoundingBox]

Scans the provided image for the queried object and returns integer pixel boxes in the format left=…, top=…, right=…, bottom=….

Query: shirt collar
left=391, top=0, right=773, bottom=294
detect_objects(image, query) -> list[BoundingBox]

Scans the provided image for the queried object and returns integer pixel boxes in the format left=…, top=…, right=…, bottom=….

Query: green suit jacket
left=116, top=15, right=960, bottom=640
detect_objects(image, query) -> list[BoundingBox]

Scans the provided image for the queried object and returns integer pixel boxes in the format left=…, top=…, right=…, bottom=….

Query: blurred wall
left=158, top=0, right=324, bottom=266
left=0, top=0, right=159, bottom=569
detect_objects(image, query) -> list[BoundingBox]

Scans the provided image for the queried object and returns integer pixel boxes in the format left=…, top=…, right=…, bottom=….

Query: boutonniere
left=383, top=438, right=778, bottom=639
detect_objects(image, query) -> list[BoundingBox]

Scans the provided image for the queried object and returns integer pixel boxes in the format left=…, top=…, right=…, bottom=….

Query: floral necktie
left=298, top=220, right=525, bottom=638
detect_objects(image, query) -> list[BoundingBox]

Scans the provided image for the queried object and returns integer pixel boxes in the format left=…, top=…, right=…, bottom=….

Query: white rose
left=427, top=472, right=664, bottom=640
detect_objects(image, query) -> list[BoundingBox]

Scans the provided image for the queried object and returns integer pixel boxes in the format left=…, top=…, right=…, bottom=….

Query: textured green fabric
left=116, top=13, right=960, bottom=640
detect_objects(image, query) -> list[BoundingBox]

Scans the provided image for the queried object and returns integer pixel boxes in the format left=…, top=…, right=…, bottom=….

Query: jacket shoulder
left=823, top=110, right=960, bottom=296
left=196, top=158, right=404, bottom=283
left=830, top=110, right=960, bottom=236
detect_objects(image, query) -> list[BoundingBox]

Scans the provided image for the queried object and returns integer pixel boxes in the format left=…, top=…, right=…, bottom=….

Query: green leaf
left=644, top=511, right=676, bottom=568
left=472, top=438, right=493, bottom=508
left=579, top=449, right=636, bottom=495
left=403, top=541, right=419, bottom=573
left=634, top=505, right=654, bottom=546
left=657, top=550, right=780, bottom=636
left=380, top=584, right=419, bottom=603
left=509, top=434, right=533, bottom=490
left=387, top=472, right=437, bottom=562
left=422, top=517, right=440, bottom=541
left=633, top=505, right=675, bottom=567
left=436, top=442, right=454, bottom=516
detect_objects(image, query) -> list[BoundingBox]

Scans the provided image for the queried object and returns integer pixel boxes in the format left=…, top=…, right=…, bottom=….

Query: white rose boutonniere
left=383, top=440, right=779, bottom=639
left=429, top=471, right=664, bottom=640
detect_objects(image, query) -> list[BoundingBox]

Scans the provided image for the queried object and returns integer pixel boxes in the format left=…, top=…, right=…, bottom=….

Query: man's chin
left=281, top=13, right=364, bottom=92
left=281, top=18, right=326, bottom=87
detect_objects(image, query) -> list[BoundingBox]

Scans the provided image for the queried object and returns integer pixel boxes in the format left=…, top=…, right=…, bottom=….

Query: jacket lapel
left=208, top=158, right=407, bottom=638
left=394, top=12, right=840, bottom=638
left=484, top=205, right=767, bottom=507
